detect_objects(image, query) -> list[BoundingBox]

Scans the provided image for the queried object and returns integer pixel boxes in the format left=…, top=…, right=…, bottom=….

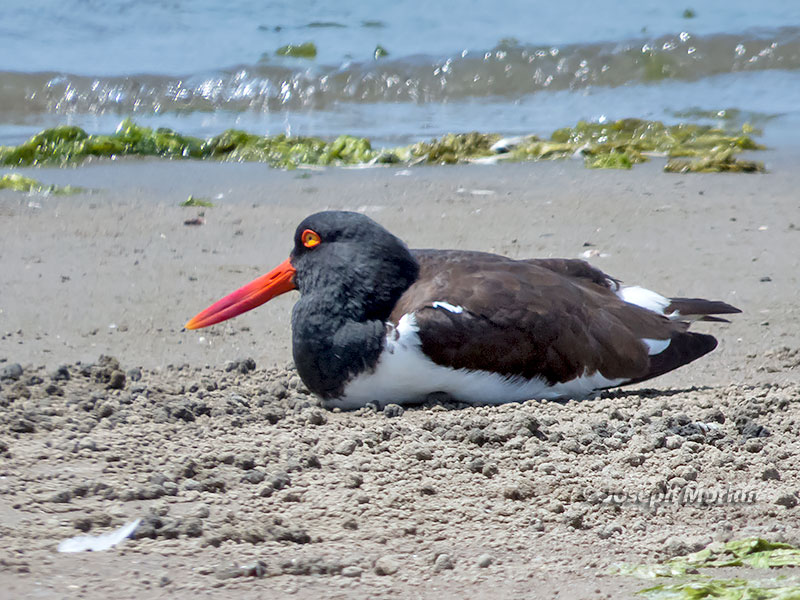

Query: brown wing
left=391, top=250, right=716, bottom=386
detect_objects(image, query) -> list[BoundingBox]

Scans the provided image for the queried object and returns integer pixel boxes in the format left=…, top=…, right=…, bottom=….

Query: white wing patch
left=431, top=301, right=464, bottom=314
left=617, top=285, right=671, bottom=315
left=329, top=313, right=627, bottom=409
left=641, top=337, right=671, bottom=355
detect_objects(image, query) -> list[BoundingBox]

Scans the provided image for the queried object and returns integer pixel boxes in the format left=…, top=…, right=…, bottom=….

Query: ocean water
left=1, top=0, right=800, bottom=147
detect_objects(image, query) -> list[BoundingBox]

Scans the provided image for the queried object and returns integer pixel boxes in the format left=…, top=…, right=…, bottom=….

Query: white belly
left=322, top=313, right=627, bottom=410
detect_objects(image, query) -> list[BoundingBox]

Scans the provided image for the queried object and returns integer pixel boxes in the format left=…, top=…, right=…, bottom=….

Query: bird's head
left=185, top=211, right=418, bottom=330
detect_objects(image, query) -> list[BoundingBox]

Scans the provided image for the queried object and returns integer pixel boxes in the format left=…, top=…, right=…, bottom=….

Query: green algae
left=181, top=195, right=214, bottom=207
left=665, top=149, right=766, bottom=173
left=641, top=578, right=800, bottom=600
left=275, top=42, right=317, bottom=58
left=0, top=120, right=372, bottom=169
left=0, top=120, right=204, bottom=166
left=0, top=117, right=765, bottom=173
left=0, top=173, right=83, bottom=195
left=406, top=132, right=501, bottom=164
left=616, top=538, right=800, bottom=600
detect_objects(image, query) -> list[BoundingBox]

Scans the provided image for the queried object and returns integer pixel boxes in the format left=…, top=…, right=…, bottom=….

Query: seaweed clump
left=0, top=117, right=765, bottom=173
left=617, top=538, right=800, bottom=599
left=405, top=132, right=502, bottom=164
left=540, top=118, right=764, bottom=172
left=0, top=121, right=373, bottom=169
left=0, top=121, right=204, bottom=166
left=0, top=173, right=83, bottom=195
left=275, top=42, right=317, bottom=58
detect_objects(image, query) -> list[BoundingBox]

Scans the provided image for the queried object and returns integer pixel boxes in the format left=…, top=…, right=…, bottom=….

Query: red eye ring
left=302, top=229, right=321, bottom=248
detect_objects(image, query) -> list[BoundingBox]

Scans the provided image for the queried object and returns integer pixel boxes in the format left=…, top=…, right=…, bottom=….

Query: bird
left=185, top=210, right=740, bottom=409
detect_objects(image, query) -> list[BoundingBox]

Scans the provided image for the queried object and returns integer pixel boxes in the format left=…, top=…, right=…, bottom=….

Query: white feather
left=641, top=337, right=671, bottom=355
left=617, top=285, right=671, bottom=315
left=326, top=313, right=627, bottom=409
left=58, top=519, right=141, bottom=553
left=431, top=301, right=464, bottom=314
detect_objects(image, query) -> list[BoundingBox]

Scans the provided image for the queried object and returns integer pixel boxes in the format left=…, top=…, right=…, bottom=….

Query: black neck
left=290, top=245, right=419, bottom=398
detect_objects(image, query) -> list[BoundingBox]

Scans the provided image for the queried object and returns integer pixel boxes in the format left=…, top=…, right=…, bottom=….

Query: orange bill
left=185, top=257, right=296, bottom=330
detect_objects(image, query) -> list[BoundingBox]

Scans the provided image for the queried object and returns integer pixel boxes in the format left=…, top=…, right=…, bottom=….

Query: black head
left=289, top=211, right=419, bottom=321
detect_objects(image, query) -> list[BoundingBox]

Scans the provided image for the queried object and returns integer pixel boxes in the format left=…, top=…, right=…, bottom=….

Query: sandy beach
left=1, top=155, right=799, bottom=598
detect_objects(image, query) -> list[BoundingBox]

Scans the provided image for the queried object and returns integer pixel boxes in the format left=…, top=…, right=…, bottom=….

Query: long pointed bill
left=185, top=257, right=297, bottom=330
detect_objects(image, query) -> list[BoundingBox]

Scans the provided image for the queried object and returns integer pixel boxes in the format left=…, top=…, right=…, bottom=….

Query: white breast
left=323, top=312, right=627, bottom=409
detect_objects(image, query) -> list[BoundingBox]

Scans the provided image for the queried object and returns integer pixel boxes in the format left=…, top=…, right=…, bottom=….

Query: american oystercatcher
left=185, top=211, right=740, bottom=409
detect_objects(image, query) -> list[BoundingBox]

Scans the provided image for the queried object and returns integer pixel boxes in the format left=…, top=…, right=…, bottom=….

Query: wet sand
left=1, top=156, right=799, bottom=598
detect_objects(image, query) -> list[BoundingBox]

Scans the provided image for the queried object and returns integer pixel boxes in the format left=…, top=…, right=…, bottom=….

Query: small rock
left=182, top=518, right=204, bottom=537
left=599, top=523, right=623, bottom=539
left=341, top=566, right=362, bottom=578
left=383, top=404, right=404, bottom=418
left=307, top=410, right=327, bottom=425
left=0, top=363, right=23, bottom=380
left=45, top=384, right=64, bottom=396
left=503, top=481, right=535, bottom=501
left=215, top=562, right=242, bottom=580
left=344, top=473, right=363, bottom=489
left=374, top=555, right=401, bottom=576
left=776, top=494, right=798, bottom=509
left=665, top=435, right=683, bottom=450
left=241, top=469, right=266, bottom=484
left=433, top=554, right=454, bottom=572
left=107, top=370, right=126, bottom=390
left=761, top=466, right=781, bottom=481
left=127, top=367, right=142, bottom=382
left=477, top=554, right=494, bottom=568
left=225, top=358, right=256, bottom=374
left=482, top=463, right=499, bottom=478
left=564, top=510, right=586, bottom=529
left=51, top=365, right=70, bottom=381
left=269, top=472, right=291, bottom=490
left=182, top=479, right=202, bottom=492
left=335, top=439, right=358, bottom=456
left=414, top=446, right=433, bottom=461
left=419, top=481, right=437, bottom=495
left=10, top=418, right=35, bottom=433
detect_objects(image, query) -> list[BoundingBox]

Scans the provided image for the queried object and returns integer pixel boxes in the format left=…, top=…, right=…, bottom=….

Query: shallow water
left=1, top=1, right=799, bottom=147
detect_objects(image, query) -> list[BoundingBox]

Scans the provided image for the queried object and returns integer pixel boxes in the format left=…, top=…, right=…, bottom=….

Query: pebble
left=476, top=554, right=494, bottom=568
left=341, top=566, right=362, bottom=578
left=383, top=404, right=404, bottom=418
left=51, top=365, right=70, bottom=381
left=0, top=363, right=23, bottom=381
left=419, top=480, right=437, bottom=495
left=433, top=554, right=454, bottom=571
left=344, top=473, right=363, bottom=489
left=503, top=481, right=535, bottom=501
left=335, top=439, right=358, bottom=456
left=775, top=494, right=798, bottom=509
left=374, top=555, right=401, bottom=576
left=107, top=370, right=126, bottom=390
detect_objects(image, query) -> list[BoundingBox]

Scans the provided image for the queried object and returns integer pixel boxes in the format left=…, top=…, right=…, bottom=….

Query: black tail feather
left=666, top=297, right=741, bottom=319
left=627, top=331, right=719, bottom=386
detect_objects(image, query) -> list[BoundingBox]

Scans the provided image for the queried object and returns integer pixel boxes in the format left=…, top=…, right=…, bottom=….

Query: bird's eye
left=301, top=229, right=322, bottom=248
